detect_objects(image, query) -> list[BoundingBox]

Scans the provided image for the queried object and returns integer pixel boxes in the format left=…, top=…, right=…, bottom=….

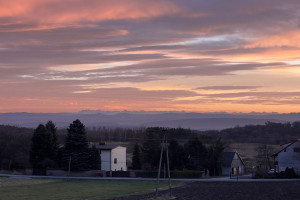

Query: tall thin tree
left=45, top=121, right=59, bottom=164
left=63, top=119, right=89, bottom=171
left=30, top=124, right=51, bottom=169
left=132, top=143, right=142, bottom=170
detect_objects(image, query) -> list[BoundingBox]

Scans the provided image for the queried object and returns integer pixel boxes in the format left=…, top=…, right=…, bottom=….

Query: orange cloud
left=0, top=0, right=180, bottom=25
left=245, top=31, right=300, bottom=48
left=2, top=96, right=300, bottom=113
left=220, top=49, right=300, bottom=63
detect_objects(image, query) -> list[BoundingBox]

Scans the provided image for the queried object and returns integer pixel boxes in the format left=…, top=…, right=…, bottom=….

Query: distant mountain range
left=1, top=110, right=300, bottom=130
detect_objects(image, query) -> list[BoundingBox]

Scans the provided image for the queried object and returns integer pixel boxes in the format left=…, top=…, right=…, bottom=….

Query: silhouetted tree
left=132, top=143, right=142, bottom=170
left=142, top=128, right=161, bottom=169
left=255, top=144, right=274, bottom=171
left=62, top=119, right=89, bottom=171
left=184, top=137, right=207, bottom=170
left=30, top=124, right=52, bottom=169
left=0, top=125, right=31, bottom=170
left=89, top=145, right=101, bottom=170
left=168, top=140, right=186, bottom=170
left=207, top=138, right=225, bottom=176
left=45, top=121, right=59, bottom=165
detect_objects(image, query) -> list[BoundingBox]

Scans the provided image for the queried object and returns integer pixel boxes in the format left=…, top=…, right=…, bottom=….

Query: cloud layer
left=1, top=0, right=300, bottom=113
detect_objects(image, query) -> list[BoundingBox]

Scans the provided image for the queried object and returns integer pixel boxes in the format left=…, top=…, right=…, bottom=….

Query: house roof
left=272, top=139, right=300, bottom=156
left=222, top=152, right=236, bottom=167
left=222, top=151, right=245, bottom=167
left=89, top=144, right=125, bottom=150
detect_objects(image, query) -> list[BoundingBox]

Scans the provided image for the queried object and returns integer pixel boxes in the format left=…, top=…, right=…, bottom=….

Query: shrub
left=277, top=167, right=299, bottom=179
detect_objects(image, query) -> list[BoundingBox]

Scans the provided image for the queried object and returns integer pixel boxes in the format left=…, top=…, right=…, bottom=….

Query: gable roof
left=222, top=151, right=245, bottom=167
left=89, top=144, right=125, bottom=150
left=222, top=152, right=236, bottom=167
left=272, top=139, right=300, bottom=156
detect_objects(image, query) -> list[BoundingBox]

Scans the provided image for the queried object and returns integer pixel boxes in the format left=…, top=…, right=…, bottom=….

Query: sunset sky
left=1, top=0, right=300, bottom=113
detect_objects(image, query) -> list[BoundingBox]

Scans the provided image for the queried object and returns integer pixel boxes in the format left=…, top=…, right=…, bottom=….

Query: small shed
left=272, top=139, right=300, bottom=175
left=222, top=151, right=245, bottom=176
left=91, top=144, right=127, bottom=171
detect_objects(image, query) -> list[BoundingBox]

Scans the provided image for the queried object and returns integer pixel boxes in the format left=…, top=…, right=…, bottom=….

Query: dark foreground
left=111, top=181, right=300, bottom=200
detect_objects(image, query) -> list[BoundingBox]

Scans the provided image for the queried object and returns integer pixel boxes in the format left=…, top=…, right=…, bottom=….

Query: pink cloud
left=2, top=0, right=300, bottom=113
left=0, top=0, right=181, bottom=26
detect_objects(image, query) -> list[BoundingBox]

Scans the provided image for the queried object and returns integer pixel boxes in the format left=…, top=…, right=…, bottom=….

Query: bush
left=171, top=170, right=203, bottom=179
left=252, top=171, right=274, bottom=179
left=276, top=167, right=299, bottom=179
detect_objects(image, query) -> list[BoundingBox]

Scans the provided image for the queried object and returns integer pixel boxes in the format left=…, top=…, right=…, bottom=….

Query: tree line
left=1, top=120, right=300, bottom=171
left=210, top=121, right=300, bottom=144
left=131, top=127, right=225, bottom=176
left=74, top=121, right=300, bottom=144
left=0, top=124, right=212, bottom=170
left=0, top=125, right=32, bottom=170
left=30, top=120, right=100, bottom=171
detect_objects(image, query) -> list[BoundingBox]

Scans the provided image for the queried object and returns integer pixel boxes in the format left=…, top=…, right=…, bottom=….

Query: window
left=294, top=148, right=300, bottom=152
left=114, top=158, right=117, bottom=164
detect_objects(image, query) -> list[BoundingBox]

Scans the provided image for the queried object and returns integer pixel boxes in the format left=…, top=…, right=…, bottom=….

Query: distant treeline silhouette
left=1, top=121, right=300, bottom=170
left=207, top=121, right=300, bottom=144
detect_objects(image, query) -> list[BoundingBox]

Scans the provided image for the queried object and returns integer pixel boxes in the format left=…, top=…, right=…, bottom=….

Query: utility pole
left=156, top=134, right=172, bottom=198
left=165, top=135, right=172, bottom=197
left=156, top=135, right=164, bottom=198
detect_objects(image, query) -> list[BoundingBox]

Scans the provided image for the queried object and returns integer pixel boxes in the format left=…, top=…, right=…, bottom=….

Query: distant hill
left=1, top=111, right=298, bottom=130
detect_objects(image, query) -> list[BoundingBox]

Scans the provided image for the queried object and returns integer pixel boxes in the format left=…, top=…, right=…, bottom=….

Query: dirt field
left=111, top=181, right=300, bottom=200
left=229, top=143, right=281, bottom=159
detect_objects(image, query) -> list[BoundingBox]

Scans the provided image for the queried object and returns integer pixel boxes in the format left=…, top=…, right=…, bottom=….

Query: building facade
left=222, top=151, right=245, bottom=176
left=272, top=139, right=300, bottom=175
left=91, top=144, right=127, bottom=171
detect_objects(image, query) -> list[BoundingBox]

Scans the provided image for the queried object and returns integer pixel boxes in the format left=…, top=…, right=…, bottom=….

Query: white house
left=91, top=144, right=127, bottom=171
left=272, top=139, right=300, bottom=175
left=222, top=151, right=245, bottom=176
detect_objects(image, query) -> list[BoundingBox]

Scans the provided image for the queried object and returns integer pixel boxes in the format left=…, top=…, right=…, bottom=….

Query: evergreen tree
left=45, top=121, right=59, bottom=164
left=30, top=124, right=52, bottom=169
left=63, top=119, right=89, bottom=171
left=142, top=128, right=161, bottom=169
left=184, top=137, right=207, bottom=170
left=168, top=140, right=186, bottom=170
left=89, top=145, right=101, bottom=170
left=207, top=138, right=225, bottom=176
left=132, top=143, right=142, bottom=170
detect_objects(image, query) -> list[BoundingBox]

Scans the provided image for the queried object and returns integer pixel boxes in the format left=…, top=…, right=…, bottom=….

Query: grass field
left=0, top=177, right=173, bottom=200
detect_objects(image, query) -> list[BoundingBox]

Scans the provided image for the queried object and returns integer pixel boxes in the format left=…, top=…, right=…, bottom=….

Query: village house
left=272, top=139, right=300, bottom=175
left=221, top=151, right=245, bottom=176
left=91, top=143, right=127, bottom=171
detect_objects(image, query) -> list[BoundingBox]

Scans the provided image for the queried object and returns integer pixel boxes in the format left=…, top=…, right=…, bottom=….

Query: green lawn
left=0, top=177, right=173, bottom=200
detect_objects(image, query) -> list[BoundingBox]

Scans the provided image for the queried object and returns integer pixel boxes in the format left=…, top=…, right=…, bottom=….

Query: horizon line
left=1, top=110, right=299, bottom=115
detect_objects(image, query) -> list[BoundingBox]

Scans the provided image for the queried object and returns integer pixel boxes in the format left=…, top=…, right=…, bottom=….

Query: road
left=1, top=173, right=300, bottom=182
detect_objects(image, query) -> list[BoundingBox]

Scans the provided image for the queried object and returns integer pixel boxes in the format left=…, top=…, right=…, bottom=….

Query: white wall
left=231, top=153, right=245, bottom=175
left=111, top=146, right=127, bottom=171
left=101, top=150, right=111, bottom=171
left=278, top=141, right=300, bottom=175
left=222, top=153, right=245, bottom=176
